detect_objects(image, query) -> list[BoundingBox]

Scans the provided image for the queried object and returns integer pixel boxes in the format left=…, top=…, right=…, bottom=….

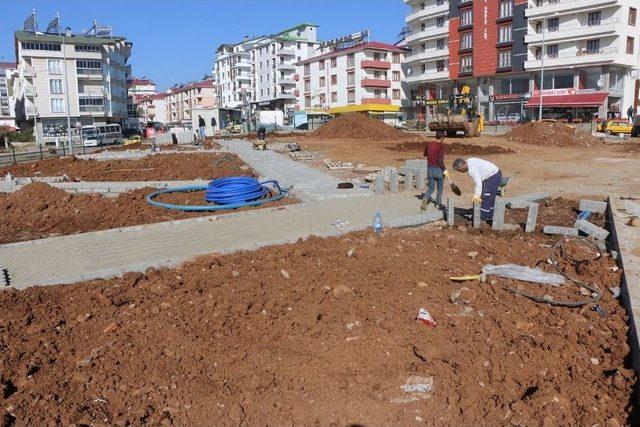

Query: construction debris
left=323, top=159, right=354, bottom=170
left=575, top=219, right=610, bottom=241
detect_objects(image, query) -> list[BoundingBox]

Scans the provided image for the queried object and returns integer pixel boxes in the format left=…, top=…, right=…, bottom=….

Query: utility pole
left=62, top=27, right=73, bottom=154
left=538, top=22, right=546, bottom=121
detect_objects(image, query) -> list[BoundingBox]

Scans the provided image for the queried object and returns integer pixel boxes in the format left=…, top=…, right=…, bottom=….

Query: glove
left=443, top=170, right=450, bottom=178
left=473, top=195, right=482, bottom=203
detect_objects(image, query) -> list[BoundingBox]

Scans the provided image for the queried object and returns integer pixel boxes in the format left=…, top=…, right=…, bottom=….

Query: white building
left=214, top=23, right=320, bottom=116
left=297, top=40, right=407, bottom=120
left=524, top=0, right=640, bottom=119
left=0, top=62, right=17, bottom=127
left=402, top=0, right=451, bottom=102
left=13, top=29, right=131, bottom=142
left=133, top=92, right=166, bottom=125
left=127, top=77, right=156, bottom=119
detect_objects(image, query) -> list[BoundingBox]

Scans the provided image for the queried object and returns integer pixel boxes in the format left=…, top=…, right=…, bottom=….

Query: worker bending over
left=452, top=157, right=502, bottom=221
left=421, top=131, right=448, bottom=211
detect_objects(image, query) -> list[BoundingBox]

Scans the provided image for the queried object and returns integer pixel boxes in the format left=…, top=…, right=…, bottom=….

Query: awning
left=525, top=92, right=607, bottom=108
left=328, top=103, right=400, bottom=114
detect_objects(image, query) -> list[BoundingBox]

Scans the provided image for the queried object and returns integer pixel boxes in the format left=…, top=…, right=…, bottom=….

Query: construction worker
left=421, top=131, right=448, bottom=211
left=197, top=115, right=206, bottom=140
left=452, top=157, right=502, bottom=221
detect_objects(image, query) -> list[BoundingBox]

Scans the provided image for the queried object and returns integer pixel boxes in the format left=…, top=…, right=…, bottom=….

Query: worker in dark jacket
left=197, top=115, right=206, bottom=140
left=421, top=131, right=448, bottom=210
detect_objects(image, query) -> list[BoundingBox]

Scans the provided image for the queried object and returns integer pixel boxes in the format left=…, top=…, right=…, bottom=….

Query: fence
left=0, top=143, right=94, bottom=167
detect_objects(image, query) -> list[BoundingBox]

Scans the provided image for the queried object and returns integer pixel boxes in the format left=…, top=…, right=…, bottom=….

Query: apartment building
left=133, top=92, right=166, bottom=124
left=13, top=29, right=131, bottom=142
left=127, top=77, right=156, bottom=118
left=0, top=62, right=17, bottom=127
left=214, top=24, right=320, bottom=116
left=164, top=79, right=216, bottom=125
left=298, top=41, right=407, bottom=118
left=523, top=0, right=639, bottom=120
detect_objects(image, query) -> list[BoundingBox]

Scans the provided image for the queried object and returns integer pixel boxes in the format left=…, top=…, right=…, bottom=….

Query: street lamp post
left=538, top=24, right=546, bottom=121
left=62, top=29, right=73, bottom=154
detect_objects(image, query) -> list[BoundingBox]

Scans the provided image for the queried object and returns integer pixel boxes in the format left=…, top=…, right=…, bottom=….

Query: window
left=304, top=64, right=310, bottom=76
left=331, top=57, right=337, bottom=68
left=461, top=55, right=473, bottom=73
left=436, top=38, right=445, bottom=50
left=76, top=60, right=101, bottom=69
left=498, top=50, right=512, bottom=68
left=347, top=72, right=355, bottom=86
left=437, top=16, right=446, bottom=27
left=547, top=18, right=559, bottom=32
left=436, top=60, right=445, bottom=72
left=304, top=80, right=310, bottom=92
left=347, top=54, right=355, bottom=68
left=331, top=92, right=337, bottom=102
left=79, top=98, right=103, bottom=106
left=393, top=89, right=401, bottom=100
left=461, top=9, right=473, bottom=27
left=627, top=36, right=635, bottom=54
left=374, top=52, right=382, bottom=61
left=534, top=47, right=542, bottom=60
left=75, top=45, right=100, bottom=52
left=392, top=71, right=401, bottom=81
left=319, top=93, right=325, bottom=104
left=586, top=39, right=600, bottom=53
left=319, top=76, right=325, bottom=87
left=461, top=32, right=473, bottom=50
left=392, top=53, right=400, bottom=63
left=305, top=95, right=311, bottom=108
left=499, top=0, right=513, bottom=18
left=499, top=25, right=512, bottom=43
left=588, top=11, right=601, bottom=26
left=50, top=98, right=65, bottom=113
left=347, top=90, right=355, bottom=103
left=547, top=44, right=558, bottom=58
left=630, top=8, right=637, bottom=26
left=49, top=79, right=63, bottom=94
left=331, top=74, right=337, bottom=85
left=47, top=59, right=62, bottom=74
left=319, top=60, right=325, bottom=71
left=21, top=41, right=61, bottom=51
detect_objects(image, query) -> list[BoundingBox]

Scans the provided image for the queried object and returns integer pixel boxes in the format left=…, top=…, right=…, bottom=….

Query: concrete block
left=492, top=200, right=505, bottom=230
left=506, top=192, right=551, bottom=208
left=473, top=202, right=481, bottom=228
left=375, top=174, right=384, bottom=195
left=404, top=170, right=414, bottom=192
left=579, top=199, right=607, bottom=214
left=575, top=219, right=609, bottom=241
left=387, top=211, right=443, bottom=228
left=405, top=159, right=428, bottom=173
left=389, top=171, right=399, bottom=193
left=525, top=203, right=539, bottom=233
left=174, top=131, right=195, bottom=145
left=416, top=169, right=426, bottom=191
left=508, top=199, right=533, bottom=209
left=156, top=133, right=174, bottom=145
left=447, top=197, right=455, bottom=226
left=543, top=226, right=579, bottom=236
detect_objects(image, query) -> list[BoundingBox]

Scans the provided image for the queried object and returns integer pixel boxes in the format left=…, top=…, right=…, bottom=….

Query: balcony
left=276, top=92, right=297, bottom=100
left=404, top=25, right=449, bottom=44
left=525, top=18, right=619, bottom=44
left=236, top=73, right=252, bottom=81
left=79, top=105, right=105, bottom=114
left=276, top=48, right=296, bottom=56
left=405, top=2, right=449, bottom=23
left=405, top=70, right=449, bottom=83
left=19, top=60, right=35, bottom=77
left=524, top=47, right=619, bottom=70
left=526, top=0, right=619, bottom=18
left=77, top=68, right=103, bottom=79
left=277, top=63, right=296, bottom=71
left=277, top=78, right=297, bottom=85
left=405, top=48, right=449, bottom=64
left=361, top=98, right=392, bottom=105
left=361, top=79, right=392, bottom=88
left=232, top=61, right=252, bottom=69
left=361, top=60, right=391, bottom=70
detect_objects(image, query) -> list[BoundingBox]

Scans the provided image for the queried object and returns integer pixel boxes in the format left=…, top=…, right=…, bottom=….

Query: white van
left=82, top=124, right=122, bottom=146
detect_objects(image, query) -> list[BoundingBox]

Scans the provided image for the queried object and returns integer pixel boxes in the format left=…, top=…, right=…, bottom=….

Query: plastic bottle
left=373, top=211, right=382, bottom=235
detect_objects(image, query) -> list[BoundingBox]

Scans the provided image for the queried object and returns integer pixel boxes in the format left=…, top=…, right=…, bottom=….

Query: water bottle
left=372, top=211, right=382, bottom=235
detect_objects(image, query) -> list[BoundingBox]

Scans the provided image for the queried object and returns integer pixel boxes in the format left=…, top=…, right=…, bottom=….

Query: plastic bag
left=482, top=264, right=565, bottom=286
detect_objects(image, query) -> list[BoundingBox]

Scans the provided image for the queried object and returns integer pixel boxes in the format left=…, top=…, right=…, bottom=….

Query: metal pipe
left=538, top=24, right=546, bottom=121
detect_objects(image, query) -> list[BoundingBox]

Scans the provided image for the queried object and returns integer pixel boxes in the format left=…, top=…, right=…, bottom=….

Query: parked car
left=496, top=113, right=507, bottom=123
left=597, top=119, right=632, bottom=135
left=507, top=113, right=521, bottom=123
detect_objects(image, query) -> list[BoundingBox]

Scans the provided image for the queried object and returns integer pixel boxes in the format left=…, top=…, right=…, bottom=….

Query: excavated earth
left=0, top=153, right=243, bottom=181
left=314, top=113, right=415, bottom=140
left=0, top=200, right=636, bottom=425
left=0, top=183, right=295, bottom=245
left=502, top=122, right=603, bottom=147
left=387, top=141, right=515, bottom=155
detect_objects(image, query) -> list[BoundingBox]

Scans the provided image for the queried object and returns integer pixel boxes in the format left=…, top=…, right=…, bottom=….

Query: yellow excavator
left=428, top=85, right=483, bottom=137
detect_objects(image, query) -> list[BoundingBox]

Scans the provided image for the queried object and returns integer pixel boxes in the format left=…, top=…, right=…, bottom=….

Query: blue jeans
left=198, top=126, right=205, bottom=139
left=481, top=170, right=502, bottom=220
left=424, top=166, right=444, bottom=206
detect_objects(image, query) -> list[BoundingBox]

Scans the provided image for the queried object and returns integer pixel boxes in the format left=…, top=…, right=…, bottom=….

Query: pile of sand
left=315, top=113, right=409, bottom=140
left=503, top=121, right=602, bottom=147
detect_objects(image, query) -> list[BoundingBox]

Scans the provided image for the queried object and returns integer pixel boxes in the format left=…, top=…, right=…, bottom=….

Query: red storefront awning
left=525, top=92, right=608, bottom=108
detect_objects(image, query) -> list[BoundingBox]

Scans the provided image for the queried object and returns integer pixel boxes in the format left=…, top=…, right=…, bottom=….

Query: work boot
left=420, top=199, right=430, bottom=211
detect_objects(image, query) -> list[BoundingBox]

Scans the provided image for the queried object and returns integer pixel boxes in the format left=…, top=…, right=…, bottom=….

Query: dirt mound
left=0, top=182, right=295, bottom=244
left=0, top=153, right=246, bottom=181
left=0, top=223, right=633, bottom=425
left=315, top=113, right=410, bottom=140
left=387, top=141, right=514, bottom=155
left=503, top=122, right=602, bottom=147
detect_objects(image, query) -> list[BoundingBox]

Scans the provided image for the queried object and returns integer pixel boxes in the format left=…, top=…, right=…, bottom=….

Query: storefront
left=524, top=89, right=608, bottom=123
left=489, top=92, right=532, bottom=123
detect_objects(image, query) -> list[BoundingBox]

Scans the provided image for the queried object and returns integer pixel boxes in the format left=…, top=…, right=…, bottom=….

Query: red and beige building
left=164, top=79, right=217, bottom=125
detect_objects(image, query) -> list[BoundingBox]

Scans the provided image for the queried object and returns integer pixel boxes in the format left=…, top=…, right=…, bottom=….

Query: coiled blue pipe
left=146, top=176, right=287, bottom=212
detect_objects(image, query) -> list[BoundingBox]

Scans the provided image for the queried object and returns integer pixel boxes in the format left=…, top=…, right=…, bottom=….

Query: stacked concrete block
left=404, top=170, right=414, bottom=192
left=579, top=199, right=607, bottom=214
left=492, top=200, right=506, bottom=230
left=525, top=203, right=539, bottom=233
left=389, top=171, right=399, bottom=193
left=575, top=219, right=609, bottom=241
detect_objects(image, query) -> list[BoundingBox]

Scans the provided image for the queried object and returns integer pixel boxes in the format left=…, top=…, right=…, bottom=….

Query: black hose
left=503, top=236, right=603, bottom=307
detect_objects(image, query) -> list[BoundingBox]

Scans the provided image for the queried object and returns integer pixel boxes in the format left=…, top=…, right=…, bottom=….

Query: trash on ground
left=416, top=308, right=436, bottom=327
left=481, top=264, right=565, bottom=286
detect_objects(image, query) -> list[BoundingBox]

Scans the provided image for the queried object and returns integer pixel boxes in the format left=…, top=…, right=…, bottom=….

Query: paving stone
left=492, top=200, right=505, bottom=230
left=375, top=174, right=384, bottom=195
left=543, top=226, right=579, bottom=236
left=404, top=170, right=414, bottom=192
left=447, top=197, right=455, bottom=226
left=525, top=203, right=539, bottom=233
left=575, top=219, right=610, bottom=241
left=473, top=202, right=481, bottom=228
left=579, top=199, right=607, bottom=214
left=389, top=171, right=399, bottom=193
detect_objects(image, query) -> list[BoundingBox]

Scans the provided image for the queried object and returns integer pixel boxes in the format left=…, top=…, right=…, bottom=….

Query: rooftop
left=0, top=61, right=17, bottom=70
left=14, top=30, right=129, bottom=46
left=299, top=41, right=408, bottom=65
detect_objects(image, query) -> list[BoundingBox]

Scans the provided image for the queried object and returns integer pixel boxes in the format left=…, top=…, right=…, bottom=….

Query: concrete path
left=219, top=139, right=371, bottom=201
left=0, top=179, right=209, bottom=196
left=0, top=193, right=441, bottom=289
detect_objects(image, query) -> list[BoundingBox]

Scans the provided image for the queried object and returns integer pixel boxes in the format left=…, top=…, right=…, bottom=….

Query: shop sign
left=489, top=92, right=532, bottom=102
left=532, top=88, right=577, bottom=96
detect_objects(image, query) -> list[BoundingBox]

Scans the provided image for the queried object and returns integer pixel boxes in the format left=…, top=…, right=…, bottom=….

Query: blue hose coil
left=146, top=176, right=287, bottom=212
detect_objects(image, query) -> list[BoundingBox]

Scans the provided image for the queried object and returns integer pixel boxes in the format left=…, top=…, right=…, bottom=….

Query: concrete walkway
left=0, top=193, right=441, bottom=289
left=0, top=179, right=209, bottom=196
left=219, top=139, right=371, bottom=201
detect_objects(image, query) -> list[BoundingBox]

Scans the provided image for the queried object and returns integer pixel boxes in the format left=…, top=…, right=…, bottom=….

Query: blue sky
left=0, top=0, right=407, bottom=91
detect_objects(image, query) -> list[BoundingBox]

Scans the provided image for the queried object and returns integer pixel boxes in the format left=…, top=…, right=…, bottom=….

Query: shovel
left=446, top=175, right=462, bottom=196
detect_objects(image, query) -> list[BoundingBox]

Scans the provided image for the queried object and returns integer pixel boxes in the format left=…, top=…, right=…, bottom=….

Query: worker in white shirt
left=452, top=157, right=502, bottom=221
